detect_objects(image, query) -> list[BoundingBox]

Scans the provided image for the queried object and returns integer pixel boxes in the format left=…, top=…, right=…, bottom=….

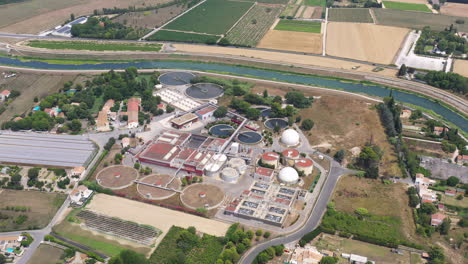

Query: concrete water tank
left=221, top=167, right=239, bottom=183
left=228, top=158, right=247, bottom=174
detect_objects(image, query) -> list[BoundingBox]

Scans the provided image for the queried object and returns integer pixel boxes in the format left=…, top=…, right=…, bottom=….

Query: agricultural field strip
left=226, top=5, right=282, bottom=46
left=163, top=0, right=254, bottom=35
left=327, top=8, right=374, bottom=23
left=224, top=1, right=257, bottom=36
left=147, top=29, right=221, bottom=43
left=25, top=40, right=163, bottom=52
left=274, top=19, right=322, bottom=33
left=382, top=1, right=431, bottom=12
left=77, top=210, right=159, bottom=246
left=158, top=28, right=221, bottom=36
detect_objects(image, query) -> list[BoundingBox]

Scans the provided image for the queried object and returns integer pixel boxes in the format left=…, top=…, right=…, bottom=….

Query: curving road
left=240, top=159, right=350, bottom=264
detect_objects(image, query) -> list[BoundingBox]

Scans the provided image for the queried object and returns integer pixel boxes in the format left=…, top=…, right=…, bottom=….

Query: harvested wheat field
left=86, top=194, right=229, bottom=237
left=326, top=22, right=409, bottom=64
left=174, top=44, right=398, bottom=76
left=441, top=3, right=468, bottom=17
left=0, top=0, right=171, bottom=34
left=453, top=59, right=468, bottom=77
left=257, top=30, right=322, bottom=54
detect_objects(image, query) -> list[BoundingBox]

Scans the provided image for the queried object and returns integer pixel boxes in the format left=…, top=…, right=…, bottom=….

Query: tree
left=333, top=149, right=345, bottom=163
left=263, top=89, right=268, bottom=98
left=446, top=176, right=459, bottom=186
left=355, top=207, right=369, bottom=218
left=245, top=108, right=261, bottom=120
left=213, top=106, right=228, bottom=118
left=68, top=119, right=82, bottom=133
left=273, top=244, right=284, bottom=256
left=263, top=231, right=271, bottom=238
left=439, top=217, right=450, bottom=235
left=166, top=105, right=175, bottom=113
left=27, top=167, right=40, bottom=180
left=70, top=13, right=75, bottom=21
left=256, top=229, right=263, bottom=236
left=320, top=256, right=338, bottom=264
left=0, top=254, right=6, bottom=264
left=398, top=64, right=407, bottom=76
left=428, top=246, right=445, bottom=264
left=301, top=119, right=314, bottom=131
left=285, top=91, right=312, bottom=108
left=218, top=38, right=230, bottom=46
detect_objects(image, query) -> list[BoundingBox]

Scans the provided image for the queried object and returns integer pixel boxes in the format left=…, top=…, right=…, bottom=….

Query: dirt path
left=86, top=194, right=230, bottom=237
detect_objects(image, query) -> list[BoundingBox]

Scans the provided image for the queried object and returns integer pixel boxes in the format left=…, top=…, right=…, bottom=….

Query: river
left=0, top=56, right=466, bottom=131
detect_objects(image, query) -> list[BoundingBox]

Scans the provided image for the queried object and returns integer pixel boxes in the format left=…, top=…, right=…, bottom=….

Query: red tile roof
left=0, top=90, right=10, bottom=96
left=282, top=149, right=299, bottom=159
left=295, top=158, right=313, bottom=167
left=255, top=167, right=274, bottom=177
left=196, top=106, right=216, bottom=115
left=262, top=152, right=279, bottom=161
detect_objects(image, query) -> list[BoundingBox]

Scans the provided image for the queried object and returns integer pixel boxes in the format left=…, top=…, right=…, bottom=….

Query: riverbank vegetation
left=27, top=40, right=162, bottom=52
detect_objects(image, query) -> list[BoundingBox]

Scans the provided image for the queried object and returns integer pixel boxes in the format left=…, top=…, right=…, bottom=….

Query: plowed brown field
left=0, top=0, right=171, bottom=34
left=326, top=22, right=409, bottom=64
left=453, top=59, right=468, bottom=77
left=257, top=30, right=322, bottom=54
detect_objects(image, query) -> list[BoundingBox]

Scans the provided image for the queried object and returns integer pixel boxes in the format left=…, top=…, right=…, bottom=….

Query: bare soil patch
left=326, top=22, right=409, bottom=64
left=453, top=59, right=468, bottom=77
left=113, top=5, right=187, bottom=29
left=174, top=44, right=398, bottom=77
left=302, top=6, right=315, bottom=18
left=257, top=30, right=322, bottom=54
left=27, top=244, right=64, bottom=264
left=440, top=3, right=468, bottom=17
left=96, top=165, right=139, bottom=190
left=137, top=174, right=180, bottom=200
left=0, top=190, right=66, bottom=231
left=86, top=194, right=230, bottom=237
left=0, top=0, right=172, bottom=34
left=180, top=183, right=225, bottom=210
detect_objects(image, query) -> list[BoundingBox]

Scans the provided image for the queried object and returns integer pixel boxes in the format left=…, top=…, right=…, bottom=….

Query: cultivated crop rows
left=328, top=8, right=374, bottom=23
left=77, top=210, right=160, bottom=246
left=226, top=5, right=281, bottom=47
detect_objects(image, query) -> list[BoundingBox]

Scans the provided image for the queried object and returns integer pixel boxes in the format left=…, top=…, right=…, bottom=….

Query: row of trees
left=71, top=17, right=147, bottom=40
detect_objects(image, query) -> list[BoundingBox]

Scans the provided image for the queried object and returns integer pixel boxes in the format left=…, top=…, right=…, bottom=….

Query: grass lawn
left=27, top=244, right=64, bottom=264
left=441, top=194, right=468, bottom=208
left=383, top=1, right=432, bottom=12
left=304, top=0, right=324, bottom=6
left=147, top=30, right=220, bottom=43
left=274, top=19, right=321, bottom=33
left=27, top=40, right=163, bottom=52
left=164, top=0, right=254, bottom=35
left=314, top=234, right=412, bottom=264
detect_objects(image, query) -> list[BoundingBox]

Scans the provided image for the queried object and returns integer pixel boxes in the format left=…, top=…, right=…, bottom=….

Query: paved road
left=240, top=159, right=349, bottom=263
left=0, top=198, right=70, bottom=264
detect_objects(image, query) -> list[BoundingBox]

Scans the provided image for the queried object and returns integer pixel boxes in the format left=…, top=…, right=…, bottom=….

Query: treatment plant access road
left=240, top=157, right=351, bottom=264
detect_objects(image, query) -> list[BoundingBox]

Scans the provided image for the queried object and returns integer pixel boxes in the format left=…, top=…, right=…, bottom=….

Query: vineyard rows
left=226, top=5, right=281, bottom=47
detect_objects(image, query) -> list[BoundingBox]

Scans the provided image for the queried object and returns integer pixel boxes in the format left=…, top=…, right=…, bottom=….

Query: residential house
left=456, top=188, right=466, bottom=196
left=70, top=185, right=93, bottom=207
left=415, top=173, right=435, bottom=186
left=400, top=109, right=412, bottom=118
left=102, top=99, right=115, bottom=113
left=121, top=137, right=130, bottom=148
left=433, top=126, right=449, bottom=136
left=431, top=213, right=447, bottom=226
left=71, top=167, right=85, bottom=177
left=66, top=251, right=89, bottom=264
left=44, top=107, right=61, bottom=117
left=127, top=97, right=140, bottom=129
left=0, top=90, right=10, bottom=101
left=445, top=189, right=456, bottom=196
left=96, top=110, right=110, bottom=132
left=415, top=174, right=437, bottom=203
left=456, top=155, right=468, bottom=165
left=290, top=245, right=323, bottom=264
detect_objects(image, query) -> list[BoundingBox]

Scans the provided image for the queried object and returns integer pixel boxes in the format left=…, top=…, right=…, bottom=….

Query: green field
left=373, top=8, right=468, bottom=32
left=147, top=30, right=220, bottom=43
left=226, top=5, right=281, bottom=47
left=274, top=19, right=321, bottom=33
left=304, top=0, right=324, bottom=6
left=164, top=0, right=253, bottom=35
left=27, top=40, right=162, bottom=52
left=328, top=8, right=374, bottom=23
left=383, top=1, right=431, bottom=12
left=280, top=4, right=300, bottom=17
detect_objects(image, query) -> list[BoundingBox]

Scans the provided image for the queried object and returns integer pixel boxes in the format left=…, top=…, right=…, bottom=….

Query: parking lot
left=420, top=156, right=468, bottom=183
